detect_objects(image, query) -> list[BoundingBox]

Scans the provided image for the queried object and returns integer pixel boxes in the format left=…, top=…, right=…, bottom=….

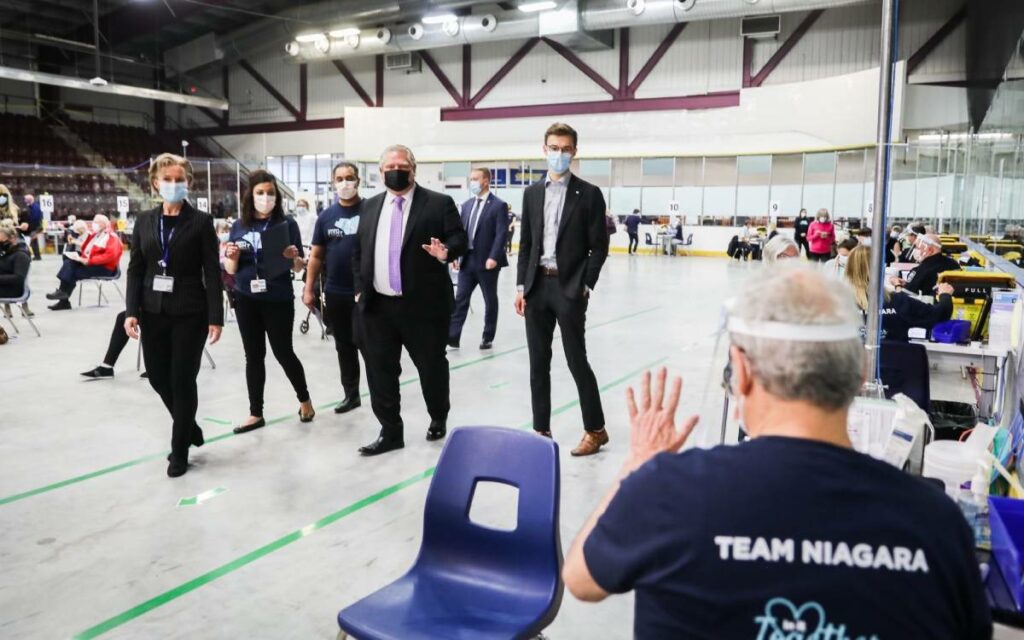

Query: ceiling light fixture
left=422, top=13, right=457, bottom=24
left=329, top=27, right=361, bottom=38
left=518, top=1, right=557, bottom=11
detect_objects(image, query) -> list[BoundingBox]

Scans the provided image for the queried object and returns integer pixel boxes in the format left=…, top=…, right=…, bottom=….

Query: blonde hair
left=845, top=245, right=889, bottom=311
left=0, top=183, right=19, bottom=221
left=148, top=153, right=194, bottom=188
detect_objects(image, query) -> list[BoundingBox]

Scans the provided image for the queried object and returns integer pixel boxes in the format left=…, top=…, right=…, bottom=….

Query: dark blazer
left=517, top=173, right=609, bottom=300
left=460, top=192, right=509, bottom=270
left=352, top=185, right=467, bottom=317
left=126, top=202, right=224, bottom=325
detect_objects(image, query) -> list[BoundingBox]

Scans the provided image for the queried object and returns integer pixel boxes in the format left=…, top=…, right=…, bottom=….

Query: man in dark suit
left=448, top=167, right=509, bottom=350
left=515, top=122, right=610, bottom=457
left=353, top=144, right=468, bottom=456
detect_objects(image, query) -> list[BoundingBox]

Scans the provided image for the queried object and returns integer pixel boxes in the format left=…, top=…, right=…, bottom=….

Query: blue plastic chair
left=337, top=427, right=563, bottom=640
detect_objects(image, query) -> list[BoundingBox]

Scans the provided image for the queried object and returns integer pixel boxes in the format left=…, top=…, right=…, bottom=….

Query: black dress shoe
left=45, top=289, right=70, bottom=300
left=334, top=396, right=362, bottom=414
left=48, top=299, right=71, bottom=311
left=446, top=339, right=460, bottom=350
left=167, top=457, right=188, bottom=477
left=233, top=417, right=266, bottom=434
left=81, top=366, right=114, bottom=379
left=298, top=407, right=316, bottom=423
left=359, top=438, right=405, bottom=456
left=479, top=341, right=493, bottom=350
left=192, top=424, right=205, bottom=447
left=426, top=420, right=447, bottom=442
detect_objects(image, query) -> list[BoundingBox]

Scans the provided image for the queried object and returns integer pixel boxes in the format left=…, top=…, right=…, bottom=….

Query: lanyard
left=251, top=219, right=271, bottom=274
left=158, top=215, right=175, bottom=271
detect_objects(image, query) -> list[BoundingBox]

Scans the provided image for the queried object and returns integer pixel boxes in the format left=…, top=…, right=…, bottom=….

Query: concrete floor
left=2, top=253, right=1016, bottom=639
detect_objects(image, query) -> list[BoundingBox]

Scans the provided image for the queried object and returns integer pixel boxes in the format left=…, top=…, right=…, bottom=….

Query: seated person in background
left=855, top=226, right=872, bottom=248
left=735, top=221, right=756, bottom=261
left=885, top=224, right=902, bottom=265
left=80, top=310, right=148, bottom=380
left=562, top=264, right=990, bottom=639
left=762, top=235, right=799, bottom=264
left=898, top=225, right=925, bottom=262
left=891, top=232, right=959, bottom=296
left=846, top=245, right=953, bottom=341
left=823, top=237, right=859, bottom=276
left=0, top=219, right=30, bottom=298
left=46, top=214, right=124, bottom=311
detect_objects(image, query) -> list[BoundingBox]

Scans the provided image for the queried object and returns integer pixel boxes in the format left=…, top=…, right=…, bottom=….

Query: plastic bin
left=988, top=497, right=1024, bottom=611
left=929, top=400, right=978, bottom=440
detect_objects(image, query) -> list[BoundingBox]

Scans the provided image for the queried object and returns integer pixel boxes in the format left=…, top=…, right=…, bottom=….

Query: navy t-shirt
left=229, top=216, right=303, bottom=301
left=311, top=200, right=361, bottom=296
left=584, top=437, right=991, bottom=640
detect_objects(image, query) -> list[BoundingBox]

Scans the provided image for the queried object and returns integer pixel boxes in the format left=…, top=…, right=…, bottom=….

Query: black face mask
left=383, top=170, right=412, bottom=192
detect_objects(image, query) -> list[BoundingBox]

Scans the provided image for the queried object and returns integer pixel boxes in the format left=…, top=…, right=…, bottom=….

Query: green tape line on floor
left=0, top=306, right=659, bottom=508
left=72, top=356, right=667, bottom=639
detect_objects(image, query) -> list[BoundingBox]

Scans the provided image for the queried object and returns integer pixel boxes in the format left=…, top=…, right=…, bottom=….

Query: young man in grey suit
left=515, top=122, right=610, bottom=457
left=448, top=167, right=509, bottom=350
left=352, top=144, right=467, bottom=456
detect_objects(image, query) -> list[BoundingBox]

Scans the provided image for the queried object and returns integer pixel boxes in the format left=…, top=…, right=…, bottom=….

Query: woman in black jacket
left=0, top=219, right=30, bottom=298
left=125, top=153, right=223, bottom=478
left=846, top=246, right=953, bottom=341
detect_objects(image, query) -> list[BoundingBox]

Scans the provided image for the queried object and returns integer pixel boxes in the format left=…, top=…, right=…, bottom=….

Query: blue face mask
left=468, top=180, right=482, bottom=196
left=159, top=181, right=188, bottom=204
left=546, top=150, right=572, bottom=174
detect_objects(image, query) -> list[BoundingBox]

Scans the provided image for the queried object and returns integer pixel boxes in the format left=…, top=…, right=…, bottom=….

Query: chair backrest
left=645, top=232, right=653, bottom=243
left=879, top=340, right=930, bottom=410
left=686, top=233, right=693, bottom=244
left=417, top=427, right=562, bottom=593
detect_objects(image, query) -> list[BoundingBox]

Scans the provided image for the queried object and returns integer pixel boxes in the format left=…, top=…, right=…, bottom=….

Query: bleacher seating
left=0, top=113, right=86, bottom=167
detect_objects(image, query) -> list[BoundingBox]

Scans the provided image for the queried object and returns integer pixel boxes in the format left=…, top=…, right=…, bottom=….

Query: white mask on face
left=337, top=180, right=358, bottom=201
left=254, top=194, right=275, bottom=215
left=860, top=238, right=872, bottom=248
left=218, top=233, right=230, bottom=243
left=296, top=206, right=309, bottom=215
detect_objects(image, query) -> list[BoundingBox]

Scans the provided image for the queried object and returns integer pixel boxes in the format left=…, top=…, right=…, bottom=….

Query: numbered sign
left=668, top=201, right=680, bottom=213
left=197, top=197, right=209, bottom=213
left=769, top=201, right=781, bottom=220
left=39, top=194, right=54, bottom=215
left=116, top=196, right=130, bottom=215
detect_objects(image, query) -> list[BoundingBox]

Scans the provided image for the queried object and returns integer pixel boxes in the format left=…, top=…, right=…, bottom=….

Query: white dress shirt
left=373, top=186, right=415, bottom=296
left=541, top=173, right=569, bottom=269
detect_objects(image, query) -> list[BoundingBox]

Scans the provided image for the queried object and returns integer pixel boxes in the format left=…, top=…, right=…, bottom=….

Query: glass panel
left=641, top=187, right=675, bottom=218
left=611, top=158, right=643, bottom=187
left=675, top=157, right=703, bottom=186
left=642, top=158, right=674, bottom=187
left=769, top=153, right=803, bottom=219
left=610, top=187, right=642, bottom=216
left=443, top=162, right=471, bottom=180
left=300, top=154, right=316, bottom=184
left=578, top=159, right=611, bottom=188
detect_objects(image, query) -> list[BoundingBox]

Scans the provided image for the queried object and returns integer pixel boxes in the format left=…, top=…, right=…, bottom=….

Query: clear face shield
left=695, top=302, right=863, bottom=446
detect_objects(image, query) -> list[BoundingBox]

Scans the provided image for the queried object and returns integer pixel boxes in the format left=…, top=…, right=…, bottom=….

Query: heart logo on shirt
left=757, top=597, right=826, bottom=639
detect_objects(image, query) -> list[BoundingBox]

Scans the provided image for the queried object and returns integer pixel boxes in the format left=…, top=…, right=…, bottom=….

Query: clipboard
left=259, top=222, right=293, bottom=278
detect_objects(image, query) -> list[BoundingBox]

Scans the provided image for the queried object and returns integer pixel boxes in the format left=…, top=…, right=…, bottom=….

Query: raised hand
left=421, top=237, right=448, bottom=261
left=625, top=368, right=699, bottom=468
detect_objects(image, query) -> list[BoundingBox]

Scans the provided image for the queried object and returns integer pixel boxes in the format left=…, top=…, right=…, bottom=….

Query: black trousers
left=627, top=232, right=639, bottom=253
left=234, top=296, right=310, bottom=417
left=360, top=295, right=449, bottom=443
left=324, top=292, right=361, bottom=399
left=0, top=283, right=24, bottom=298
left=57, top=260, right=116, bottom=293
left=448, top=261, right=500, bottom=344
left=104, top=310, right=130, bottom=366
left=525, top=275, right=604, bottom=432
left=139, top=310, right=206, bottom=459
left=796, top=236, right=810, bottom=257
left=808, top=251, right=831, bottom=263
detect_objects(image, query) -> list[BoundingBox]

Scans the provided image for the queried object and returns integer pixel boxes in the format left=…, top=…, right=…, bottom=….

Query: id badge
left=153, top=275, right=175, bottom=293
left=250, top=278, right=268, bottom=294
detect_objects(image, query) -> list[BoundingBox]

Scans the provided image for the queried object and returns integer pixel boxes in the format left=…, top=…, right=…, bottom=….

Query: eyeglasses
left=545, top=144, right=575, bottom=155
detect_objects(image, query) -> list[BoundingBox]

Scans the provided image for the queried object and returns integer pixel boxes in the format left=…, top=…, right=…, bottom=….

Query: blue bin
left=988, top=497, right=1024, bottom=610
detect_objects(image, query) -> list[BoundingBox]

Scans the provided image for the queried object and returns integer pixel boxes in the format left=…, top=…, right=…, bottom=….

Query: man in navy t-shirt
left=304, top=161, right=363, bottom=415
left=563, top=265, right=991, bottom=640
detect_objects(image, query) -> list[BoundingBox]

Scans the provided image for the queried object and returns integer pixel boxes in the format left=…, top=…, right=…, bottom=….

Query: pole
left=92, top=0, right=101, bottom=80
left=236, top=162, right=241, bottom=218
left=207, top=160, right=212, bottom=215
left=865, top=0, right=898, bottom=381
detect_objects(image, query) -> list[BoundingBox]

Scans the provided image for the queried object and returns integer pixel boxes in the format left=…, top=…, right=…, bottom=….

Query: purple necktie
left=388, top=195, right=405, bottom=294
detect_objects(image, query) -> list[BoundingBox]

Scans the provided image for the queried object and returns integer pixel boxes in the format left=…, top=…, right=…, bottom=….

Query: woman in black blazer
left=125, top=153, right=223, bottom=478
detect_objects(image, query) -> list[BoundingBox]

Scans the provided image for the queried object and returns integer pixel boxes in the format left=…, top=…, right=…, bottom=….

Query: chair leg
left=97, top=283, right=106, bottom=307
left=336, top=631, right=348, bottom=640
left=78, top=285, right=83, bottom=308
left=20, top=305, right=41, bottom=337
left=112, top=281, right=124, bottom=300
left=3, top=303, right=18, bottom=334
left=203, top=347, right=216, bottom=370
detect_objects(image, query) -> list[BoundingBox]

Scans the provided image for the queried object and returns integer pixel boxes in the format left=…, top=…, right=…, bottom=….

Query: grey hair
left=379, top=145, right=417, bottom=170
left=763, top=235, right=798, bottom=264
left=730, top=263, right=865, bottom=411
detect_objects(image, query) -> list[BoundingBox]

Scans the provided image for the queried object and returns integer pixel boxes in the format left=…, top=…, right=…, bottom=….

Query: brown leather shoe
left=571, top=429, right=609, bottom=457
